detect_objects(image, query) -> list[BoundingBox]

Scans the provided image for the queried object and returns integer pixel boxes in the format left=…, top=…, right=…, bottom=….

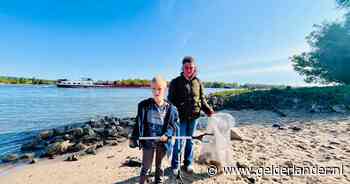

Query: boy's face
left=183, top=63, right=196, bottom=78
left=151, top=82, right=166, bottom=100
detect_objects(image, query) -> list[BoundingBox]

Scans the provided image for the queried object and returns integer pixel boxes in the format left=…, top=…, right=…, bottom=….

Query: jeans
left=171, top=119, right=197, bottom=169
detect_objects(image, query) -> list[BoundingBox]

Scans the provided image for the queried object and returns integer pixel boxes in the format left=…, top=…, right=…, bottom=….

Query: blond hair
left=151, top=75, right=167, bottom=87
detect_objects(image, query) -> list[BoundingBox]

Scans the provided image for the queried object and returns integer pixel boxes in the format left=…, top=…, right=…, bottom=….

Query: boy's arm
left=164, top=106, right=179, bottom=139
left=131, top=102, right=142, bottom=140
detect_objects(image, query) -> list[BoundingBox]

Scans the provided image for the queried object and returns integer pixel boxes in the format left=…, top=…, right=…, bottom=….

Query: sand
left=0, top=110, right=349, bottom=184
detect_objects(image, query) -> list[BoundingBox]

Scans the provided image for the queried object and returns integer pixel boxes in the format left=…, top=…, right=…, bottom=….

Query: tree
left=290, top=1, right=350, bottom=84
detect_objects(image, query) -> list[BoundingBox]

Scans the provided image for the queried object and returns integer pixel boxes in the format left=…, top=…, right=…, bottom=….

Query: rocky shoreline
left=1, top=116, right=136, bottom=164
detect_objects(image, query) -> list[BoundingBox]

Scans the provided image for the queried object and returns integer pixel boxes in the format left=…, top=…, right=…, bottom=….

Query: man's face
left=151, top=82, right=166, bottom=101
left=183, top=63, right=196, bottom=78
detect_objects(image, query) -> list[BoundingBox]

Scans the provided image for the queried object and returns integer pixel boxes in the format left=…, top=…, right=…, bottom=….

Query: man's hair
left=151, top=75, right=167, bottom=87
left=181, top=56, right=198, bottom=78
left=182, top=56, right=196, bottom=65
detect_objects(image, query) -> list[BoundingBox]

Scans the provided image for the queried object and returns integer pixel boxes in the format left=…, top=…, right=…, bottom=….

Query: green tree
left=290, top=1, right=350, bottom=84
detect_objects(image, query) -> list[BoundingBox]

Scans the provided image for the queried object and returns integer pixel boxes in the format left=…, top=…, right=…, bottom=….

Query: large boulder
left=2, top=154, right=19, bottom=163
left=39, top=130, right=54, bottom=140
left=46, top=141, right=73, bottom=156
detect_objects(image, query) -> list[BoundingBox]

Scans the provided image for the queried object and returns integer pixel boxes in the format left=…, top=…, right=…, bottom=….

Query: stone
left=46, top=141, right=73, bottom=155
left=289, top=126, right=302, bottom=132
left=230, top=129, right=243, bottom=141
left=85, top=147, right=97, bottom=155
left=2, top=154, right=18, bottom=162
left=53, top=128, right=66, bottom=136
left=70, top=143, right=88, bottom=152
left=121, top=156, right=142, bottom=167
left=65, top=154, right=80, bottom=161
left=104, top=140, right=118, bottom=146
left=29, top=158, right=37, bottom=164
left=83, top=127, right=95, bottom=136
left=19, top=153, right=35, bottom=160
left=39, top=130, right=54, bottom=140
left=69, top=128, right=84, bottom=137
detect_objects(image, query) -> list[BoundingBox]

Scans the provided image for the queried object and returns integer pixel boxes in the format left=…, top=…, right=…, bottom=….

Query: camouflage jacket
left=168, top=74, right=213, bottom=122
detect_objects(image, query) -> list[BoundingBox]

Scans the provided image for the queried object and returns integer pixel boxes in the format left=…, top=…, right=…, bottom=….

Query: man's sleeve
left=200, top=81, right=213, bottom=115
left=167, top=79, right=176, bottom=105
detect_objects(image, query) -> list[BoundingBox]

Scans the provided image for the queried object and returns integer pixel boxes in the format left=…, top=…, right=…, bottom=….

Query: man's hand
left=159, top=135, right=168, bottom=142
left=207, top=109, right=215, bottom=117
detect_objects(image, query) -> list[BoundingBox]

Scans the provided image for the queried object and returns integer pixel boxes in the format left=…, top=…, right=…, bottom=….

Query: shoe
left=172, top=168, right=179, bottom=176
left=186, top=165, right=194, bottom=173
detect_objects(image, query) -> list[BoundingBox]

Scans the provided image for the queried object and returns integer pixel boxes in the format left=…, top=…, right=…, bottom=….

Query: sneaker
left=172, top=168, right=179, bottom=176
left=186, top=165, right=194, bottom=173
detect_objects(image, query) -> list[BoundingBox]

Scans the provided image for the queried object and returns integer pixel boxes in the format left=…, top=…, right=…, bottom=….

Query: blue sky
left=0, top=0, right=343, bottom=85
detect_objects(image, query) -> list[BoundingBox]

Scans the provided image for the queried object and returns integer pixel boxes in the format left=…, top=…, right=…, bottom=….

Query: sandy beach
left=0, top=110, right=349, bottom=184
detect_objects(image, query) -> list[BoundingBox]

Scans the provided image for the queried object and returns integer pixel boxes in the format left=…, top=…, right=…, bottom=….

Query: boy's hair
left=151, top=75, right=167, bottom=87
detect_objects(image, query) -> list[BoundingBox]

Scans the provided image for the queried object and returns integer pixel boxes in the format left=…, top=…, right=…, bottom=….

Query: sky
left=0, top=0, right=344, bottom=85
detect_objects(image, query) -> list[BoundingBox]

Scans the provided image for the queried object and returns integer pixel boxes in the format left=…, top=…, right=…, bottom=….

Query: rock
left=121, top=156, right=142, bottom=167
left=284, top=160, right=293, bottom=168
left=63, top=134, right=74, bottom=141
left=88, top=119, right=103, bottom=128
left=104, top=140, right=118, bottom=146
left=65, top=154, right=80, bottom=161
left=105, top=128, right=118, bottom=137
left=85, top=147, right=97, bottom=155
left=83, top=127, right=95, bottom=136
left=69, top=143, right=88, bottom=152
left=29, top=158, right=37, bottom=164
left=69, top=128, right=84, bottom=137
left=272, top=123, right=285, bottom=130
left=289, top=126, right=302, bottom=132
left=236, top=161, right=249, bottom=168
left=81, top=135, right=101, bottom=144
left=19, top=153, right=35, bottom=160
left=2, top=154, right=19, bottom=162
left=53, top=128, right=66, bottom=136
left=21, top=139, right=46, bottom=151
left=96, top=142, right=104, bottom=149
left=230, top=129, right=243, bottom=141
left=93, top=128, right=105, bottom=135
left=39, top=130, right=54, bottom=140
left=46, top=141, right=73, bottom=156
left=331, top=105, right=347, bottom=113
left=117, top=137, right=127, bottom=143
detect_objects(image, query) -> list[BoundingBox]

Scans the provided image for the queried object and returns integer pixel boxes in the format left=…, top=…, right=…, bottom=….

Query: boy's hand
left=159, top=135, right=168, bottom=142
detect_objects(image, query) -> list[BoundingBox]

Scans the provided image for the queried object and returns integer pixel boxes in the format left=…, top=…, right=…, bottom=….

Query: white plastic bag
left=198, top=112, right=235, bottom=166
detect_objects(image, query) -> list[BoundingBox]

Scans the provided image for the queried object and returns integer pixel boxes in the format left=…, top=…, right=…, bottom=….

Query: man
left=168, top=56, right=214, bottom=174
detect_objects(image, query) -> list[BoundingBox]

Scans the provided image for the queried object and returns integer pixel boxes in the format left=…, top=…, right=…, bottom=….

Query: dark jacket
left=131, top=98, right=179, bottom=156
left=168, top=74, right=213, bottom=122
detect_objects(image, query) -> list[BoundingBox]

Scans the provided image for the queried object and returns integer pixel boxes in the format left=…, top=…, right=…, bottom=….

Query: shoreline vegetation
left=0, top=76, right=287, bottom=89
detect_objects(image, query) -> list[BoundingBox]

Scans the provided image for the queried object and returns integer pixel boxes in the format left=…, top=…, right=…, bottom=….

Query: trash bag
left=198, top=112, right=235, bottom=167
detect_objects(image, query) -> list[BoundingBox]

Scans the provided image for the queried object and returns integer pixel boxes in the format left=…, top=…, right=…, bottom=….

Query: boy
left=130, top=76, right=179, bottom=184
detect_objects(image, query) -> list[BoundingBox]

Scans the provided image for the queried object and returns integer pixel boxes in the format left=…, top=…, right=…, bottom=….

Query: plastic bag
left=198, top=112, right=235, bottom=166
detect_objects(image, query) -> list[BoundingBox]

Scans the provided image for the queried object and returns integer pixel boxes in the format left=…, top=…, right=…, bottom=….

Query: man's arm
left=199, top=81, right=214, bottom=116
left=167, top=79, right=177, bottom=105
